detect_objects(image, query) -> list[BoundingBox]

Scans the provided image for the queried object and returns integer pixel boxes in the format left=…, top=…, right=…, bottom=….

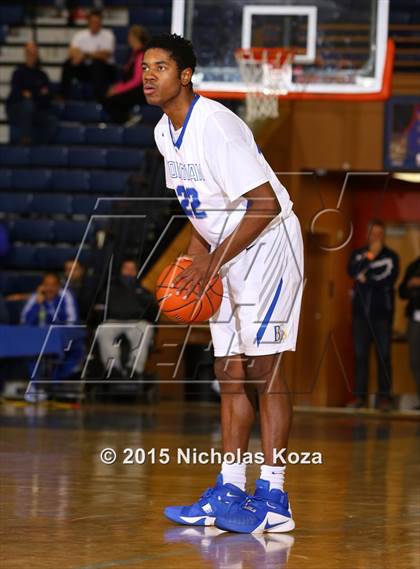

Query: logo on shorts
left=274, top=326, right=286, bottom=343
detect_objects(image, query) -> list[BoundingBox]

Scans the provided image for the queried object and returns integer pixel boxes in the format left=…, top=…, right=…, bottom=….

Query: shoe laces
left=200, top=487, right=215, bottom=500
left=241, top=495, right=266, bottom=509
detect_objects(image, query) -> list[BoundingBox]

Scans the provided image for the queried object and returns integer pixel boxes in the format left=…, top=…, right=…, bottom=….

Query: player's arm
left=186, top=225, right=210, bottom=256
left=211, top=182, right=280, bottom=267
left=175, top=181, right=280, bottom=297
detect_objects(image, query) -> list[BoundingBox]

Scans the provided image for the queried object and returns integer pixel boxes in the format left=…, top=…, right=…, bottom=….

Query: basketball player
left=142, top=34, right=303, bottom=534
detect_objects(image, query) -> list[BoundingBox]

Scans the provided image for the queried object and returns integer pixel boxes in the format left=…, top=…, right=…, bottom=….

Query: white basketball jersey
left=154, top=95, right=293, bottom=248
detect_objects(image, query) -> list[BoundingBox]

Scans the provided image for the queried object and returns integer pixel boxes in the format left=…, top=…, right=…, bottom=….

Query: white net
left=235, top=49, right=293, bottom=123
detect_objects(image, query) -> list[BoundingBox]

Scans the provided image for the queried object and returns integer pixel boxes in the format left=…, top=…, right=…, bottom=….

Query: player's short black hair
left=145, top=33, right=196, bottom=77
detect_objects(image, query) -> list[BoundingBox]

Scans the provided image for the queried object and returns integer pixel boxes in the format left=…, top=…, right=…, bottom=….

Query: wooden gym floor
left=1, top=400, right=419, bottom=569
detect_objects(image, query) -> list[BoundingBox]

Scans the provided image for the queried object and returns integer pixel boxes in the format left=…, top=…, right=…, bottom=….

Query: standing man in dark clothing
left=399, top=257, right=420, bottom=409
left=6, top=43, right=57, bottom=144
left=347, top=220, right=399, bottom=411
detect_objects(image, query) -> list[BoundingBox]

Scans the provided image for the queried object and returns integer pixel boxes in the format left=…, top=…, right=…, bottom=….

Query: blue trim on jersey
left=256, top=277, right=283, bottom=346
left=168, top=94, right=200, bottom=149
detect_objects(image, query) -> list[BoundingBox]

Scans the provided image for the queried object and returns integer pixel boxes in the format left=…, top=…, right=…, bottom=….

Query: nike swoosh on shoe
left=265, top=520, right=289, bottom=530
left=180, top=516, right=207, bottom=524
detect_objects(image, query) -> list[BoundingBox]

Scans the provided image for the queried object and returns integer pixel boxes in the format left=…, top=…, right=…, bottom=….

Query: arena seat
left=53, top=220, right=90, bottom=243
left=5, top=299, right=26, bottom=324
left=10, top=219, right=55, bottom=242
left=68, top=147, right=107, bottom=168
left=122, top=126, right=154, bottom=147
left=113, top=27, right=129, bottom=44
left=0, top=169, right=12, bottom=190
left=86, top=126, right=123, bottom=145
left=60, top=101, right=104, bottom=122
left=106, top=148, right=144, bottom=169
left=17, top=272, right=43, bottom=293
left=31, top=146, right=69, bottom=167
left=90, top=171, right=129, bottom=193
left=51, top=170, right=90, bottom=192
left=12, top=169, right=52, bottom=191
left=0, top=5, right=24, bottom=25
left=31, top=194, right=72, bottom=215
left=71, top=195, right=99, bottom=215
left=35, top=246, right=82, bottom=269
left=0, top=26, right=7, bottom=44
left=0, top=271, right=42, bottom=295
left=0, top=147, right=30, bottom=167
left=129, top=7, right=169, bottom=26
left=54, top=125, right=86, bottom=144
left=7, top=246, right=37, bottom=269
left=0, top=193, right=32, bottom=214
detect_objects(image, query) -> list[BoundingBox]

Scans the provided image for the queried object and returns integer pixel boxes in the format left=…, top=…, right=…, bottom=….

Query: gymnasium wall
left=257, top=100, right=419, bottom=405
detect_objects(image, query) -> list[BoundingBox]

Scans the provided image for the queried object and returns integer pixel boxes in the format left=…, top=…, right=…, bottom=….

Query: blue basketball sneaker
left=164, top=475, right=247, bottom=527
left=215, top=479, right=295, bottom=533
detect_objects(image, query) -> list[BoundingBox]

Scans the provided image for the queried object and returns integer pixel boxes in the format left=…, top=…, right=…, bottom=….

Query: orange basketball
left=155, top=257, right=223, bottom=323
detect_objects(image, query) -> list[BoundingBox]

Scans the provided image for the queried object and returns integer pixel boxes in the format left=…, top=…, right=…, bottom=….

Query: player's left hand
left=174, top=253, right=218, bottom=299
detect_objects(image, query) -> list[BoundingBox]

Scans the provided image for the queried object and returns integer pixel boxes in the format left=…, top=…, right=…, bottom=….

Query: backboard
left=171, top=0, right=390, bottom=99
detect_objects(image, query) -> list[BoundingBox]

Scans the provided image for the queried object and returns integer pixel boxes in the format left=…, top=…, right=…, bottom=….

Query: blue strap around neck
left=168, top=93, right=200, bottom=149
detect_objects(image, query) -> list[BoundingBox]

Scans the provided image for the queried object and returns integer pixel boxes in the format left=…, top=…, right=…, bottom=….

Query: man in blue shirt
left=22, top=273, right=78, bottom=326
left=21, top=273, right=84, bottom=384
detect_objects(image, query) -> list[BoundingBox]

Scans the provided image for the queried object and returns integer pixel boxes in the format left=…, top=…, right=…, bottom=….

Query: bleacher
left=0, top=1, right=171, bottom=319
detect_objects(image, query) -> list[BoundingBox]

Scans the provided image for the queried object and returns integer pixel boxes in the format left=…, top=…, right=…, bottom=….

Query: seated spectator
left=63, top=258, right=94, bottom=321
left=60, top=9, right=115, bottom=101
left=22, top=272, right=78, bottom=326
left=95, top=259, right=158, bottom=378
left=21, top=272, right=84, bottom=387
left=6, top=42, right=57, bottom=145
left=103, top=25, right=150, bottom=124
left=399, top=256, right=420, bottom=409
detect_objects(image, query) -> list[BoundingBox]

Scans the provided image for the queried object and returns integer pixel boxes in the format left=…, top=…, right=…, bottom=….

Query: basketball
left=155, top=257, right=223, bottom=323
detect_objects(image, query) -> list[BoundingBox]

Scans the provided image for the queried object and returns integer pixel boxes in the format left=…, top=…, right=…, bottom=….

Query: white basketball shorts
left=209, top=212, right=304, bottom=357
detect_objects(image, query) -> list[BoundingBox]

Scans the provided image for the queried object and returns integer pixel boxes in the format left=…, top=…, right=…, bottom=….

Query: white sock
left=221, top=461, right=246, bottom=491
left=260, top=464, right=286, bottom=491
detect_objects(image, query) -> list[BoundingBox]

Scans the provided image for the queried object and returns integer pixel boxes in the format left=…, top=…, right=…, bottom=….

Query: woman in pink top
left=104, top=25, right=150, bottom=123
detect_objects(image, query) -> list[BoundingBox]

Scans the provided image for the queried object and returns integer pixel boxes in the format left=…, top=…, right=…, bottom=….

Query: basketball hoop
left=235, top=47, right=294, bottom=123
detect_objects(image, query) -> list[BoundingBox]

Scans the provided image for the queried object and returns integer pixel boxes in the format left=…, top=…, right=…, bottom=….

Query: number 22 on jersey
left=176, top=185, right=207, bottom=219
